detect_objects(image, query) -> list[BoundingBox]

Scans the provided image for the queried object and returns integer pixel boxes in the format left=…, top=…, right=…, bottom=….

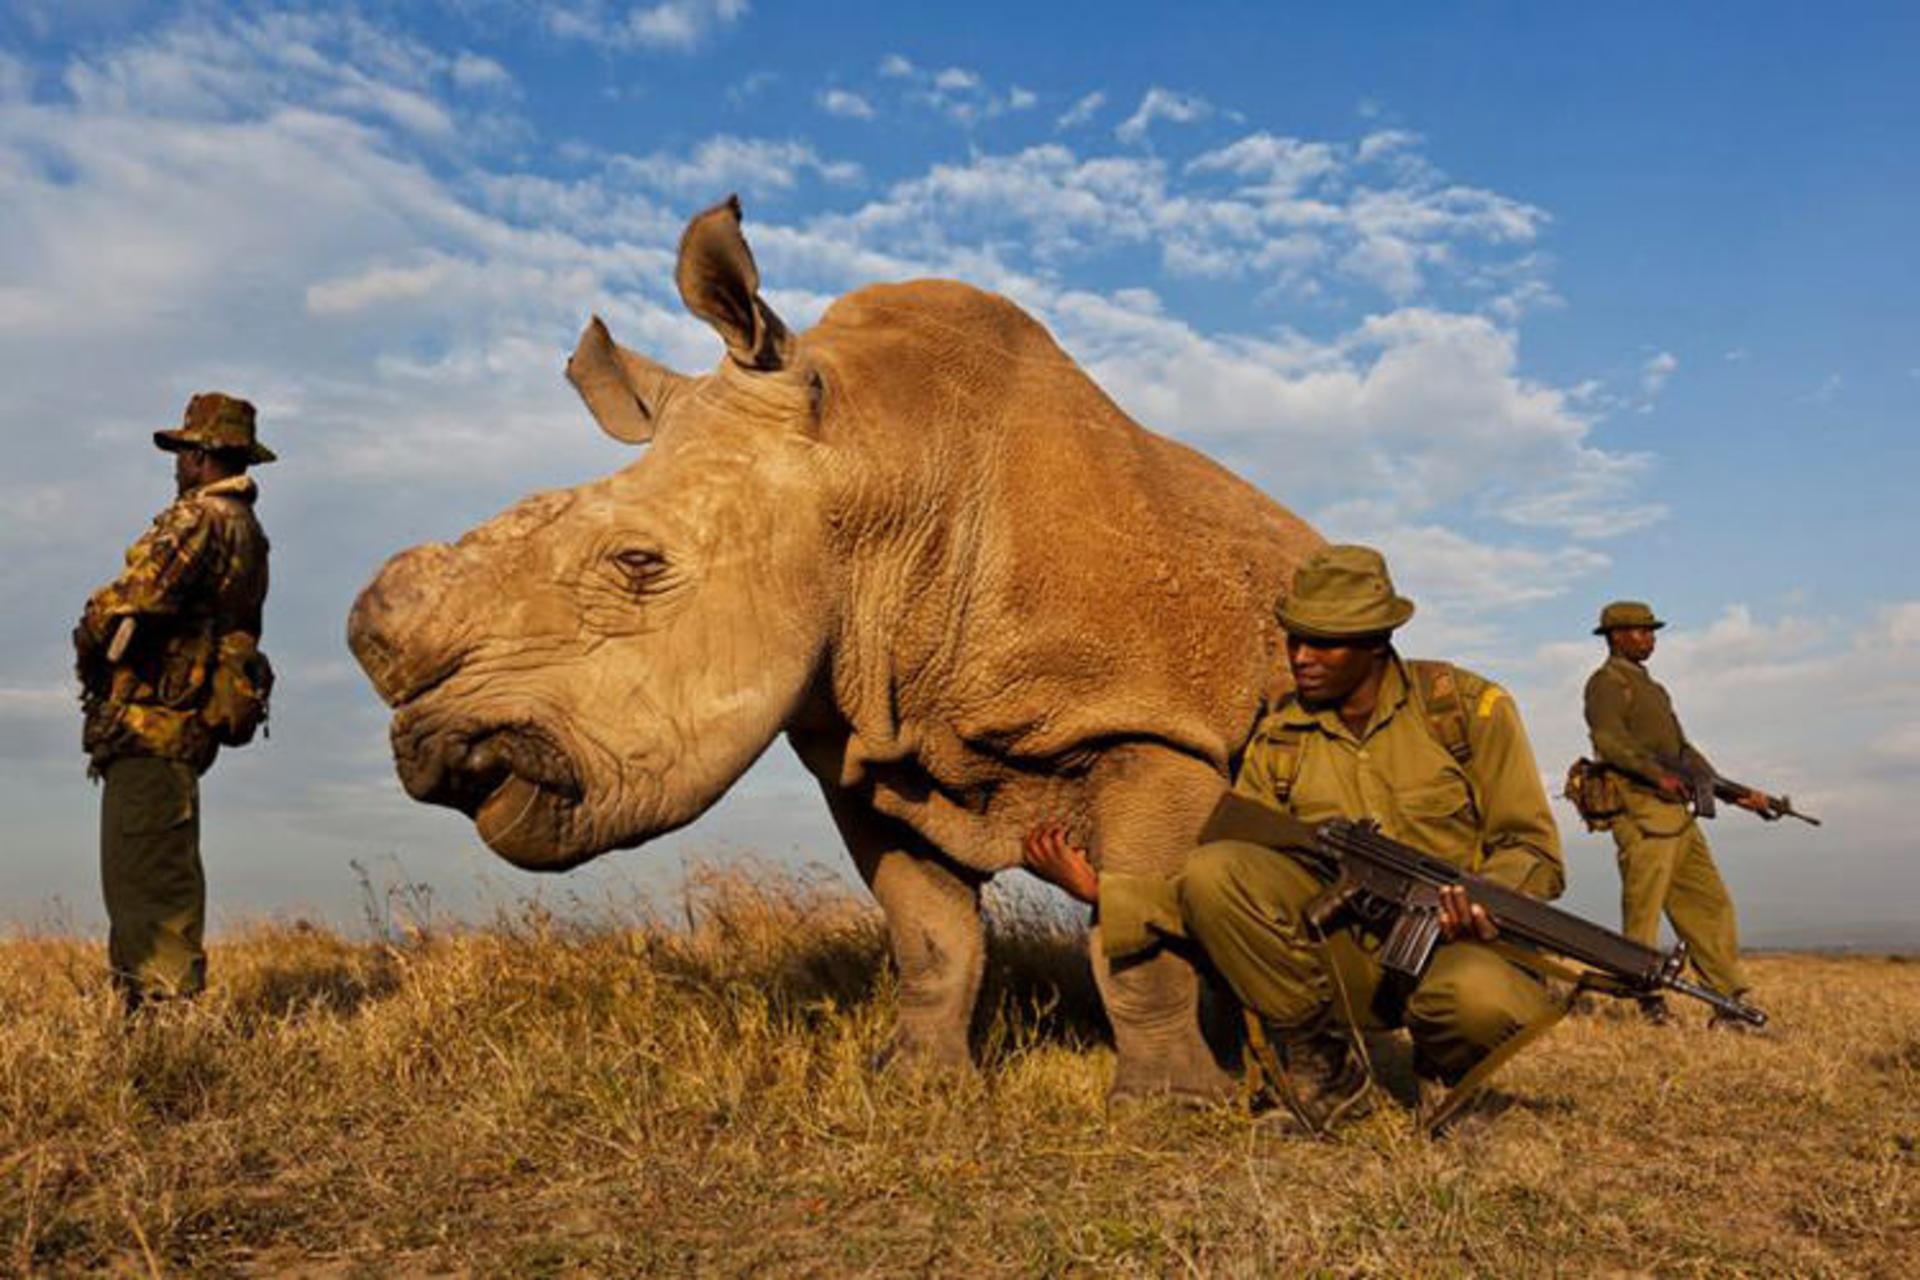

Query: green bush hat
left=1275, top=544, right=1416, bottom=641
left=1593, top=600, right=1665, bottom=635
left=153, top=392, right=277, bottom=464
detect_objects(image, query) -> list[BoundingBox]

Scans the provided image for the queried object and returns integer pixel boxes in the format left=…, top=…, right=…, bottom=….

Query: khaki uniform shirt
left=1582, top=655, right=1712, bottom=792
left=1101, top=658, right=1565, bottom=957
left=75, top=475, right=270, bottom=772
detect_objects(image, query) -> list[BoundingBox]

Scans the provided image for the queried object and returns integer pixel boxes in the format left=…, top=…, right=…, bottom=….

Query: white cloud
left=1115, top=87, right=1214, bottom=145
left=548, top=0, right=749, bottom=52
left=1640, top=350, right=1678, bottom=397
left=818, top=88, right=874, bottom=120
left=1187, top=132, right=1340, bottom=194
left=610, top=135, right=862, bottom=196
left=865, top=57, right=1031, bottom=125
left=1800, top=372, right=1843, bottom=403
left=1876, top=601, right=1920, bottom=647
left=450, top=52, right=514, bottom=94
left=726, top=70, right=778, bottom=108
left=1056, top=90, right=1105, bottom=130
left=1356, top=128, right=1421, bottom=162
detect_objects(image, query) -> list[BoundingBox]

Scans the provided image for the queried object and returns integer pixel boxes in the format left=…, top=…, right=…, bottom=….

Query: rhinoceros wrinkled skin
left=349, top=197, right=1323, bottom=1098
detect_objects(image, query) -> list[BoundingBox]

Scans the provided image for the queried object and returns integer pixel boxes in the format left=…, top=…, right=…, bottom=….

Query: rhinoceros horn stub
left=676, top=194, right=790, bottom=372
left=565, top=315, right=689, bottom=445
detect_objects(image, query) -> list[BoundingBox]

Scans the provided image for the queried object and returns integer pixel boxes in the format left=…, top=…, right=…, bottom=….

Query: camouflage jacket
left=75, top=475, right=270, bottom=772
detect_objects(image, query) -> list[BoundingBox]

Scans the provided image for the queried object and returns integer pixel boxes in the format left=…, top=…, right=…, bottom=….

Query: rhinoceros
left=348, top=197, right=1322, bottom=1098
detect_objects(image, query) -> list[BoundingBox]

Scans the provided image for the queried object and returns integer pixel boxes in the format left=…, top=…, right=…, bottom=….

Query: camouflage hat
left=1593, top=600, right=1665, bottom=635
left=1275, top=544, right=1415, bottom=641
left=153, top=392, right=276, bottom=464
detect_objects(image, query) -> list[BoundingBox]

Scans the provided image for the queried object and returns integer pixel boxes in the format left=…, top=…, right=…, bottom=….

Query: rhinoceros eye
left=611, top=548, right=670, bottom=595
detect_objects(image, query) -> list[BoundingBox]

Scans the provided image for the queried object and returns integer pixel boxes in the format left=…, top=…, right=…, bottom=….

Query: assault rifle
left=1656, top=755, right=1820, bottom=826
left=1201, top=793, right=1768, bottom=1027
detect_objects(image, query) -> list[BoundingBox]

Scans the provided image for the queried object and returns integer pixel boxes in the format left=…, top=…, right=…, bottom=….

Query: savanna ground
left=2, top=863, right=1915, bottom=1277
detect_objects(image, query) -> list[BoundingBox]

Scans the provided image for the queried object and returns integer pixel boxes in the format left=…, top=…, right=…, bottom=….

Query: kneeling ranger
left=1025, top=545, right=1564, bottom=1130
left=74, top=394, right=275, bottom=1010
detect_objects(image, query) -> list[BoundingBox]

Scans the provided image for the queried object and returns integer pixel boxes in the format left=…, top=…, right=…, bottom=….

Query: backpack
left=1255, top=659, right=1477, bottom=806
left=200, top=631, right=274, bottom=747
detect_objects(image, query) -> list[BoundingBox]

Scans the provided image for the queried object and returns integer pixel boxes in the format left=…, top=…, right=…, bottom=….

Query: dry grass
left=2, top=863, right=1915, bottom=1277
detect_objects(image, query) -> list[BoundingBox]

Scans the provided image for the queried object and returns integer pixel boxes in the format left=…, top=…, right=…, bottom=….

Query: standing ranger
left=1026, top=545, right=1565, bottom=1129
left=74, top=394, right=275, bottom=1010
left=1583, top=601, right=1766, bottom=1025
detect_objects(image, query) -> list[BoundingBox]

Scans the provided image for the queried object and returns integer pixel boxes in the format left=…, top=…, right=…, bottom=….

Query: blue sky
left=2, top=1, right=1915, bottom=944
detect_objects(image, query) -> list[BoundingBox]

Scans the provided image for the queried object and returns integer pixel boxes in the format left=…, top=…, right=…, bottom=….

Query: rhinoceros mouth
left=398, top=721, right=585, bottom=818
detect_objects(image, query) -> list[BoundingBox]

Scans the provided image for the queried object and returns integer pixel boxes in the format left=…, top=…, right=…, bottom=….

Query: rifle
left=1202, top=792, right=1768, bottom=1028
left=1657, top=755, right=1821, bottom=826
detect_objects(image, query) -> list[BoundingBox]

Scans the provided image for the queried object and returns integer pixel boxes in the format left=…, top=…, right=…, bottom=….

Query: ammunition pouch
left=1562, top=757, right=1626, bottom=832
left=200, top=632, right=273, bottom=748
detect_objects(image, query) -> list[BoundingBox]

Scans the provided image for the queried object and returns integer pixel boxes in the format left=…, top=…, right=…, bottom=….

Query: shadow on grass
left=975, top=908, right=1113, bottom=1061
left=635, top=864, right=1116, bottom=1060
left=233, top=954, right=404, bottom=1021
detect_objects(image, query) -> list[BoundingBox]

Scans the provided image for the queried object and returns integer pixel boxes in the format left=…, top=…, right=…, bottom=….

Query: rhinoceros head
left=349, top=198, right=840, bottom=869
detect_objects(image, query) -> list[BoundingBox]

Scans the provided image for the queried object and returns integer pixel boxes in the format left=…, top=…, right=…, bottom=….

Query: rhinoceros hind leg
left=1088, top=748, right=1239, bottom=1103
left=1094, top=938, right=1237, bottom=1103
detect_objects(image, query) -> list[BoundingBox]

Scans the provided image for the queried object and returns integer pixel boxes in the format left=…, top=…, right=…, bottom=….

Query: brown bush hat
left=1275, top=544, right=1416, bottom=641
left=153, top=392, right=276, bottom=464
left=1593, top=600, right=1665, bottom=635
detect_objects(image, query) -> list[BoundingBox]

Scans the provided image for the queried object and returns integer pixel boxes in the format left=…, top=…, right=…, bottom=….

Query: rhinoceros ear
left=565, top=315, right=690, bottom=445
left=676, top=194, right=791, bottom=372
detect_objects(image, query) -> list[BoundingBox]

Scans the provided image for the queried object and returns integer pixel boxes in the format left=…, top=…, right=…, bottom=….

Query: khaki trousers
left=1176, top=839, right=1552, bottom=1084
left=1609, top=790, right=1746, bottom=997
left=100, top=756, right=206, bottom=1003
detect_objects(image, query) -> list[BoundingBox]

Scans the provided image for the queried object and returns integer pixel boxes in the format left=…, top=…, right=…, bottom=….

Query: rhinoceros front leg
left=819, top=787, right=984, bottom=1068
left=1088, top=748, right=1238, bottom=1103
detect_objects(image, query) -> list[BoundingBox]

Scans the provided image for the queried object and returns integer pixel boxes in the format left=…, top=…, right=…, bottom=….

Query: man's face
left=1285, top=634, right=1388, bottom=709
left=1611, top=626, right=1658, bottom=662
left=172, top=446, right=205, bottom=496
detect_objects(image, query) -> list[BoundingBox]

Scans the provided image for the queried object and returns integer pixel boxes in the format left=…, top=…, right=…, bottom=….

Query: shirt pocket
left=1394, top=775, right=1479, bottom=864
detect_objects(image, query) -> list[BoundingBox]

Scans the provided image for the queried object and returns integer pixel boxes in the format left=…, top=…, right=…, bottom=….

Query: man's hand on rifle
left=1021, top=821, right=1099, bottom=906
left=1730, top=788, right=1780, bottom=820
left=1656, top=772, right=1690, bottom=802
left=1437, top=883, right=1499, bottom=943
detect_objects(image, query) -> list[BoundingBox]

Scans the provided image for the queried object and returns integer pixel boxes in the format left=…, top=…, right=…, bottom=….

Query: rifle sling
left=1419, top=943, right=1639, bottom=1133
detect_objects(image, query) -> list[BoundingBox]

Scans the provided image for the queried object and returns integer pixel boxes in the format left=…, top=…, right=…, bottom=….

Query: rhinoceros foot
left=1109, top=1039, right=1237, bottom=1106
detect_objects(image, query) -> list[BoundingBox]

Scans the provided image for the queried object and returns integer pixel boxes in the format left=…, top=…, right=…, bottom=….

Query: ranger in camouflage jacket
left=74, top=392, right=274, bottom=1007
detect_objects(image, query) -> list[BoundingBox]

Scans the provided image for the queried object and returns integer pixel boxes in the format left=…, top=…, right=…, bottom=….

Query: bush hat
left=1275, top=544, right=1416, bottom=641
left=1593, top=600, right=1665, bottom=635
left=153, top=392, right=276, bottom=464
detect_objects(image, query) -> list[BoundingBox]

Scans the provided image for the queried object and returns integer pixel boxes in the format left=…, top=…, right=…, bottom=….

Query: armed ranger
left=1204, top=793, right=1770, bottom=1027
